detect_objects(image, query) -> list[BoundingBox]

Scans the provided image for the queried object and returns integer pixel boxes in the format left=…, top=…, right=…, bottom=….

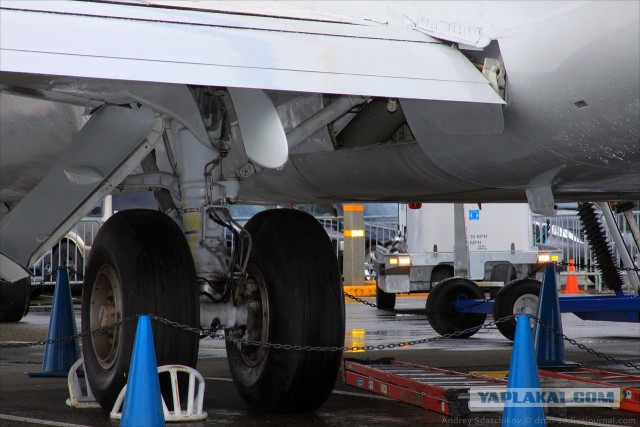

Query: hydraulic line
left=577, top=203, right=623, bottom=291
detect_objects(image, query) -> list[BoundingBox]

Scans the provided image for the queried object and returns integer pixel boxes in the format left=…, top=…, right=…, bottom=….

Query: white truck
left=374, top=203, right=562, bottom=320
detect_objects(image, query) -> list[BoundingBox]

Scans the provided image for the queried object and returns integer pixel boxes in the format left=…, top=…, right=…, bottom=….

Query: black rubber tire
left=226, top=209, right=345, bottom=412
left=375, top=284, right=396, bottom=310
left=493, top=278, right=541, bottom=341
left=426, top=278, right=487, bottom=338
left=81, top=209, right=199, bottom=410
left=430, top=265, right=454, bottom=286
left=490, top=263, right=517, bottom=283
left=0, top=278, right=31, bottom=322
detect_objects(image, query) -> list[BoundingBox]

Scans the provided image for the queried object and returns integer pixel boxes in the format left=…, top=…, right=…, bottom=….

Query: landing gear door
left=0, top=105, right=161, bottom=269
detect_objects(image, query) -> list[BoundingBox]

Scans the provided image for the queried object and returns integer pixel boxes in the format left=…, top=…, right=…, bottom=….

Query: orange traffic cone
left=560, top=259, right=583, bottom=293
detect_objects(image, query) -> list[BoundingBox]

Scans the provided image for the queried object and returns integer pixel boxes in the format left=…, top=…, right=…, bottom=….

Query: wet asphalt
left=0, top=294, right=639, bottom=426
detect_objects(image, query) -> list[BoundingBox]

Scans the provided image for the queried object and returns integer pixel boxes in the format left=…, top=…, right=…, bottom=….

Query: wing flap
left=1, top=2, right=503, bottom=104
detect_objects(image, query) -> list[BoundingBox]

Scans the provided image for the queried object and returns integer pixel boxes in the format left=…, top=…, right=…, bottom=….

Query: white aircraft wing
left=0, top=0, right=503, bottom=104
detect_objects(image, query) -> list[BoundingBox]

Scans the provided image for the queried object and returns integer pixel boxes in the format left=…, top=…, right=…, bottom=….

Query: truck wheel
left=81, top=210, right=199, bottom=410
left=375, top=284, right=396, bottom=310
left=426, top=278, right=486, bottom=338
left=226, top=209, right=345, bottom=412
left=0, top=278, right=31, bottom=322
left=493, top=278, right=541, bottom=341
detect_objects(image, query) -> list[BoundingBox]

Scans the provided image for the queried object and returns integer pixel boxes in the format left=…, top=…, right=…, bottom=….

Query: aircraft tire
left=375, top=285, right=396, bottom=310
left=493, top=278, right=540, bottom=341
left=426, top=277, right=486, bottom=338
left=226, top=209, right=345, bottom=412
left=81, top=209, right=199, bottom=410
left=0, top=278, right=31, bottom=322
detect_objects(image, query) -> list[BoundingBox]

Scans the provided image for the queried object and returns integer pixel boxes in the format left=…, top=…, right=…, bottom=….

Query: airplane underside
left=0, top=0, right=638, bottom=414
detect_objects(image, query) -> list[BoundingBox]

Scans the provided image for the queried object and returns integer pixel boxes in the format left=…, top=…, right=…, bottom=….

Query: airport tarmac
left=1, top=294, right=639, bottom=426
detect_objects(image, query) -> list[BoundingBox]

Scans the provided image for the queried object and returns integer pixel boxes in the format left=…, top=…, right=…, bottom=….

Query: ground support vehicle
left=422, top=202, right=640, bottom=341
left=374, top=203, right=561, bottom=310
left=456, top=284, right=640, bottom=342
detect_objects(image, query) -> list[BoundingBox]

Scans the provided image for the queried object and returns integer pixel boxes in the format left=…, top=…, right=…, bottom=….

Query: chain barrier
left=553, top=260, right=640, bottom=273
left=67, top=268, right=84, bottom=282
left=224, top=314, right=515, bottom=352
left=1, top=267, right=638, bottom=368
left=343, top=291, right=491, bottom=317
left=343, top=291, right=639, bottom=369
left=2, top=308, right=638, bottom=370
left=529, top=315, right=640, bottom=370
left=0, top=314, right=140, bottom=349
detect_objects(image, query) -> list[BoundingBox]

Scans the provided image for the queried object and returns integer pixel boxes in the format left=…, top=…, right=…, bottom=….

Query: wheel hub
left=89, top=265, right=122, bottom=370
left=98, top=304, right=116, bottom=328
left=238, top=264, right=269, bottom=367
left=513, top=294, right=539, bottom=327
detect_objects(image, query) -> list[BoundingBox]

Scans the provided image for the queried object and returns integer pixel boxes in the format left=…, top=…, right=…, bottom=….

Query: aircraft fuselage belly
left=0, top=1, right=638, bottom=206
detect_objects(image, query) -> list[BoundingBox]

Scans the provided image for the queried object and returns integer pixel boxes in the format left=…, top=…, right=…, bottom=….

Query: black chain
left=343, top=291, right=491, bottom=317
left=0, top=314, right=140, bottom=348
left=3, top=311, right=637, bottom=371
left=343, top=291, right=639, bottom=369
left=218, top=315, right=516, bottom=353
left=553, top=260, right=640, bottom=273
left=344, top=292, right=426, bottom=316
left=67, top=268, right=84, bottom=282
left=529, top=315, right=640, bottom=370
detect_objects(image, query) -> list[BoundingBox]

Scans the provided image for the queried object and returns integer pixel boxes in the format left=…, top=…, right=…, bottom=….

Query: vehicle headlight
left=388, top=256, right=411, bottom=266
left=537, top=253, right=559, bottom=263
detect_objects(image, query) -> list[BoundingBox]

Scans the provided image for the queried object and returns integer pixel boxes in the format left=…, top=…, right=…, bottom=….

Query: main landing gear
left=78, top=88, right=346, bottom=413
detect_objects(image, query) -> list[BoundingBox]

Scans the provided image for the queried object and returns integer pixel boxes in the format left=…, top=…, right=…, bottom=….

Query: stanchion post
left=343, top=204, right=365, bottom=287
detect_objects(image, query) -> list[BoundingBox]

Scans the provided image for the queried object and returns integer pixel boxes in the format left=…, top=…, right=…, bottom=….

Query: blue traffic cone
left=121, top=315, right=165, bottom=427
left=27, top=267, right=80, bottom=377
left=502, top=315, right=546, bottom=426
left=533, top=264, right=580, bottom=368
